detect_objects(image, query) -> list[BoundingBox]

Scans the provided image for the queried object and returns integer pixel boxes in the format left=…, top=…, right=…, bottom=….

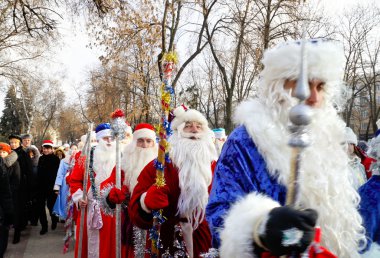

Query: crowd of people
left=0, top=38, right=379, bottom=258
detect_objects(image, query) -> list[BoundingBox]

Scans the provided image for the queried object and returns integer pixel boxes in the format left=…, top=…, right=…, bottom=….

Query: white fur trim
left=53, top=184, right=60, bottom=191
left=96, top=129, right=112, bottom=140
left=140, top=192, right=151, bottom=213
left=180, top=222, right=194, bottom=258
left=261, top=39, right=344, bottom=84
left=234, top=99, right=292, bottom=184
left=133, top=128, right=156, bottom=142
left=361, top=243, right=380, bottom=258
left=345, top=127, right=358, bottom=145
left=171, top=109, right=208, bottom=130
left=220, top=192, right=280, bottom=258
left=72, top=189, right=84, bottom=206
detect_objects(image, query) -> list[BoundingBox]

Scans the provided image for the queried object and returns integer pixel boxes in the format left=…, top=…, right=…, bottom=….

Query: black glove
left=260, top=206, right=318, bottom=256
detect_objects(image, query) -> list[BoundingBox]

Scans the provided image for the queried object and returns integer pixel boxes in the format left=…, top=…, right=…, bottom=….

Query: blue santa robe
left=206, top=125, right=287, bottom=248
left=358, top=175, right=380, bottom=255
left=53, top=159, right=69, bottom=220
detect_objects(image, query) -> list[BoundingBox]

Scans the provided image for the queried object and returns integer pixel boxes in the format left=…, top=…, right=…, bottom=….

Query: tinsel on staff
left=150, top=51, right=178, bottom=257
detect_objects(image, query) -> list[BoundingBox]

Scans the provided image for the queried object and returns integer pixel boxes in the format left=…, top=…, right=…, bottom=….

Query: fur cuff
left=140, top=192, right=151, bottom=213
left=53, top=184, right=60, bottom=191
left=362, top=243, right=380, bottom=258
left=99, top=183, right=115, bottom=216
left=219, top=192, right=280, bottom=258
left=72, top=189, right=83, bottom=206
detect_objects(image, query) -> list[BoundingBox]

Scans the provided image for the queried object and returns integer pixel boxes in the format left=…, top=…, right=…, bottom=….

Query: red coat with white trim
left=129, top=160, right=216, bottom=258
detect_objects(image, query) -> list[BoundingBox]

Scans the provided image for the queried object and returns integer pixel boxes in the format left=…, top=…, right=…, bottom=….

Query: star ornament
left=281, top=227, right=303, bottom=247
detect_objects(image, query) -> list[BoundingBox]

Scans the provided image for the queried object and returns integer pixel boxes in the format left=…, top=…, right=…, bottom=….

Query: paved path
left=4, top=222, right=75, bottom=258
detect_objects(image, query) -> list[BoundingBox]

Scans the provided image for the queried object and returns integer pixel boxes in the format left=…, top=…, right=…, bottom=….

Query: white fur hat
left=261, top=39, right=345, bottom=84
left=171, top=104, right=208, bottom=130
left=133, top=123, right=156, bottom=142
left=345, top=127, right=358, bottom=146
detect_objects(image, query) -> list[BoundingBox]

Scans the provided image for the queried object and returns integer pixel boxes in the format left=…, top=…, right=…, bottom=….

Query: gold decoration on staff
left=150, top=51, right=178, bottom=257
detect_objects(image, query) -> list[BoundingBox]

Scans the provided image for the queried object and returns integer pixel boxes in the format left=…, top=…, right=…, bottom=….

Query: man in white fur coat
left=206, top=39, right=367, bottom=258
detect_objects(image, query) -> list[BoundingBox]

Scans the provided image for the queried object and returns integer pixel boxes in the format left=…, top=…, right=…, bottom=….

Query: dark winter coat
left=0, top=158, right=14, bottom=226
left=37, top=154, right=60, bottom=195
left=3, top=151, right=22, bottom=229
left=13, top=146, right=33, bottom=198
left=3, top=151, right=20, bottom=197
left=26, top=145, right=40, bottom=199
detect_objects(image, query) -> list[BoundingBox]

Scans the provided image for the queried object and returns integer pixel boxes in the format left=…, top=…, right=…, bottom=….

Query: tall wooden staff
left=110, top=109, right=129, bottom=258
left=150, top=52, right=178, bottom=257
left=78, top=122, right=94, bottom=258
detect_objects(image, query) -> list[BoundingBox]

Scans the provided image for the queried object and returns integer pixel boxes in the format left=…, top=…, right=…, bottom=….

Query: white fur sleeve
left=72, top=189, right=84, bottom=206
left=220, top=192, right=280, bottom=258
left=361, top=243, right=380, bottom=258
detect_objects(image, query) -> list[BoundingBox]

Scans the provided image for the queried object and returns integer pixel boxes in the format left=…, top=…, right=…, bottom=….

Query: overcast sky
left=0, top=0, right=379, bottom=115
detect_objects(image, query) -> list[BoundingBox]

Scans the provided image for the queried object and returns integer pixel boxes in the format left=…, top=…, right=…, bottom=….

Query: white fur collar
left=234, top=99, right=291, bottom=185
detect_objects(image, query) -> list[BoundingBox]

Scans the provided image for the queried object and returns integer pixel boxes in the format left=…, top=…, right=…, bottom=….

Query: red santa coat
left=129, top=160, right=216, bottom=258
left=70, top=154, right=127, bottom=258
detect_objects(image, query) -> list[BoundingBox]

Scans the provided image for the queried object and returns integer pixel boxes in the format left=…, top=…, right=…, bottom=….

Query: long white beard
left=169, top=130, right=217, bottom=229
left=235, top=81, right=366, bottom=257
left=121, top=143, right=158, bottom=193
left=93, top=139, right=116, bottom=186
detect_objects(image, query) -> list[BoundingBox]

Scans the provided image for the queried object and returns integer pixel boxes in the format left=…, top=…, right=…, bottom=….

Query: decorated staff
left=150, top=51, right=178, bottom=257
left=110, top=109, right=129, bottom=258
left=78, top=122, right=93, bottom=258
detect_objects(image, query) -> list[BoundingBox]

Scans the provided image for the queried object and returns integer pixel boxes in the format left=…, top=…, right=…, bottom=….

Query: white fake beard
left=169, top=130, right=217, bottom=229
left=121, top=136, right=132, bottom=146
left=93, top=139, right=116, bottom=186
left=122, top=144, right=158, bottom=193
left=238, top=80, right=366, bottom=257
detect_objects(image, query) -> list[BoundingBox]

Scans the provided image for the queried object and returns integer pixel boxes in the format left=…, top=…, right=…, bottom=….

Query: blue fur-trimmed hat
left=212, top=128, right=226, bottom=139
left=95, top=123, right=112, bottom=140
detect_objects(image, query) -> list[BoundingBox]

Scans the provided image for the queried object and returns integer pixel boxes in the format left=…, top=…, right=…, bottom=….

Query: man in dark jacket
left=0, top=142, right=20, bottom=245
left=37, top=140, right=60, bottom=235
left=0, top=150, right=14, bottom=258
left=8, top=134, right=32, bottom=243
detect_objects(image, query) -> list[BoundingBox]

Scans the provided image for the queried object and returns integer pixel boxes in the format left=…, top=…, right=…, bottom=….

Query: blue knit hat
left=95, top=123, right=112, bottom=140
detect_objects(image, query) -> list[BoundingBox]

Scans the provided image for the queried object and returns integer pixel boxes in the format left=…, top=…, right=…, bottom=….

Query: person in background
left=0, top=143, right=18, bottom=246
left=62, top=144, right=70, bottom=157
left=212, top=128, right=227, bottom=157
left=0, top=155, right=14, bottom=258
left=26, top=145, right=41, bottom=226
left=8, top=134, right=32, bottom=243
left=121, top=122, right=133, bottom=146
left=345, top=127, right=367, bottom=190
left=37, top=140, right=60, bottom=235
left=53, top=143, right=79, bottom=221
left=358, top=165, right=380, bottom=257
left=354, top=141, right=376, bottom=179
left=21, top=134, right=40, bottom=156
left=55, top=147, right=66, bottom=160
